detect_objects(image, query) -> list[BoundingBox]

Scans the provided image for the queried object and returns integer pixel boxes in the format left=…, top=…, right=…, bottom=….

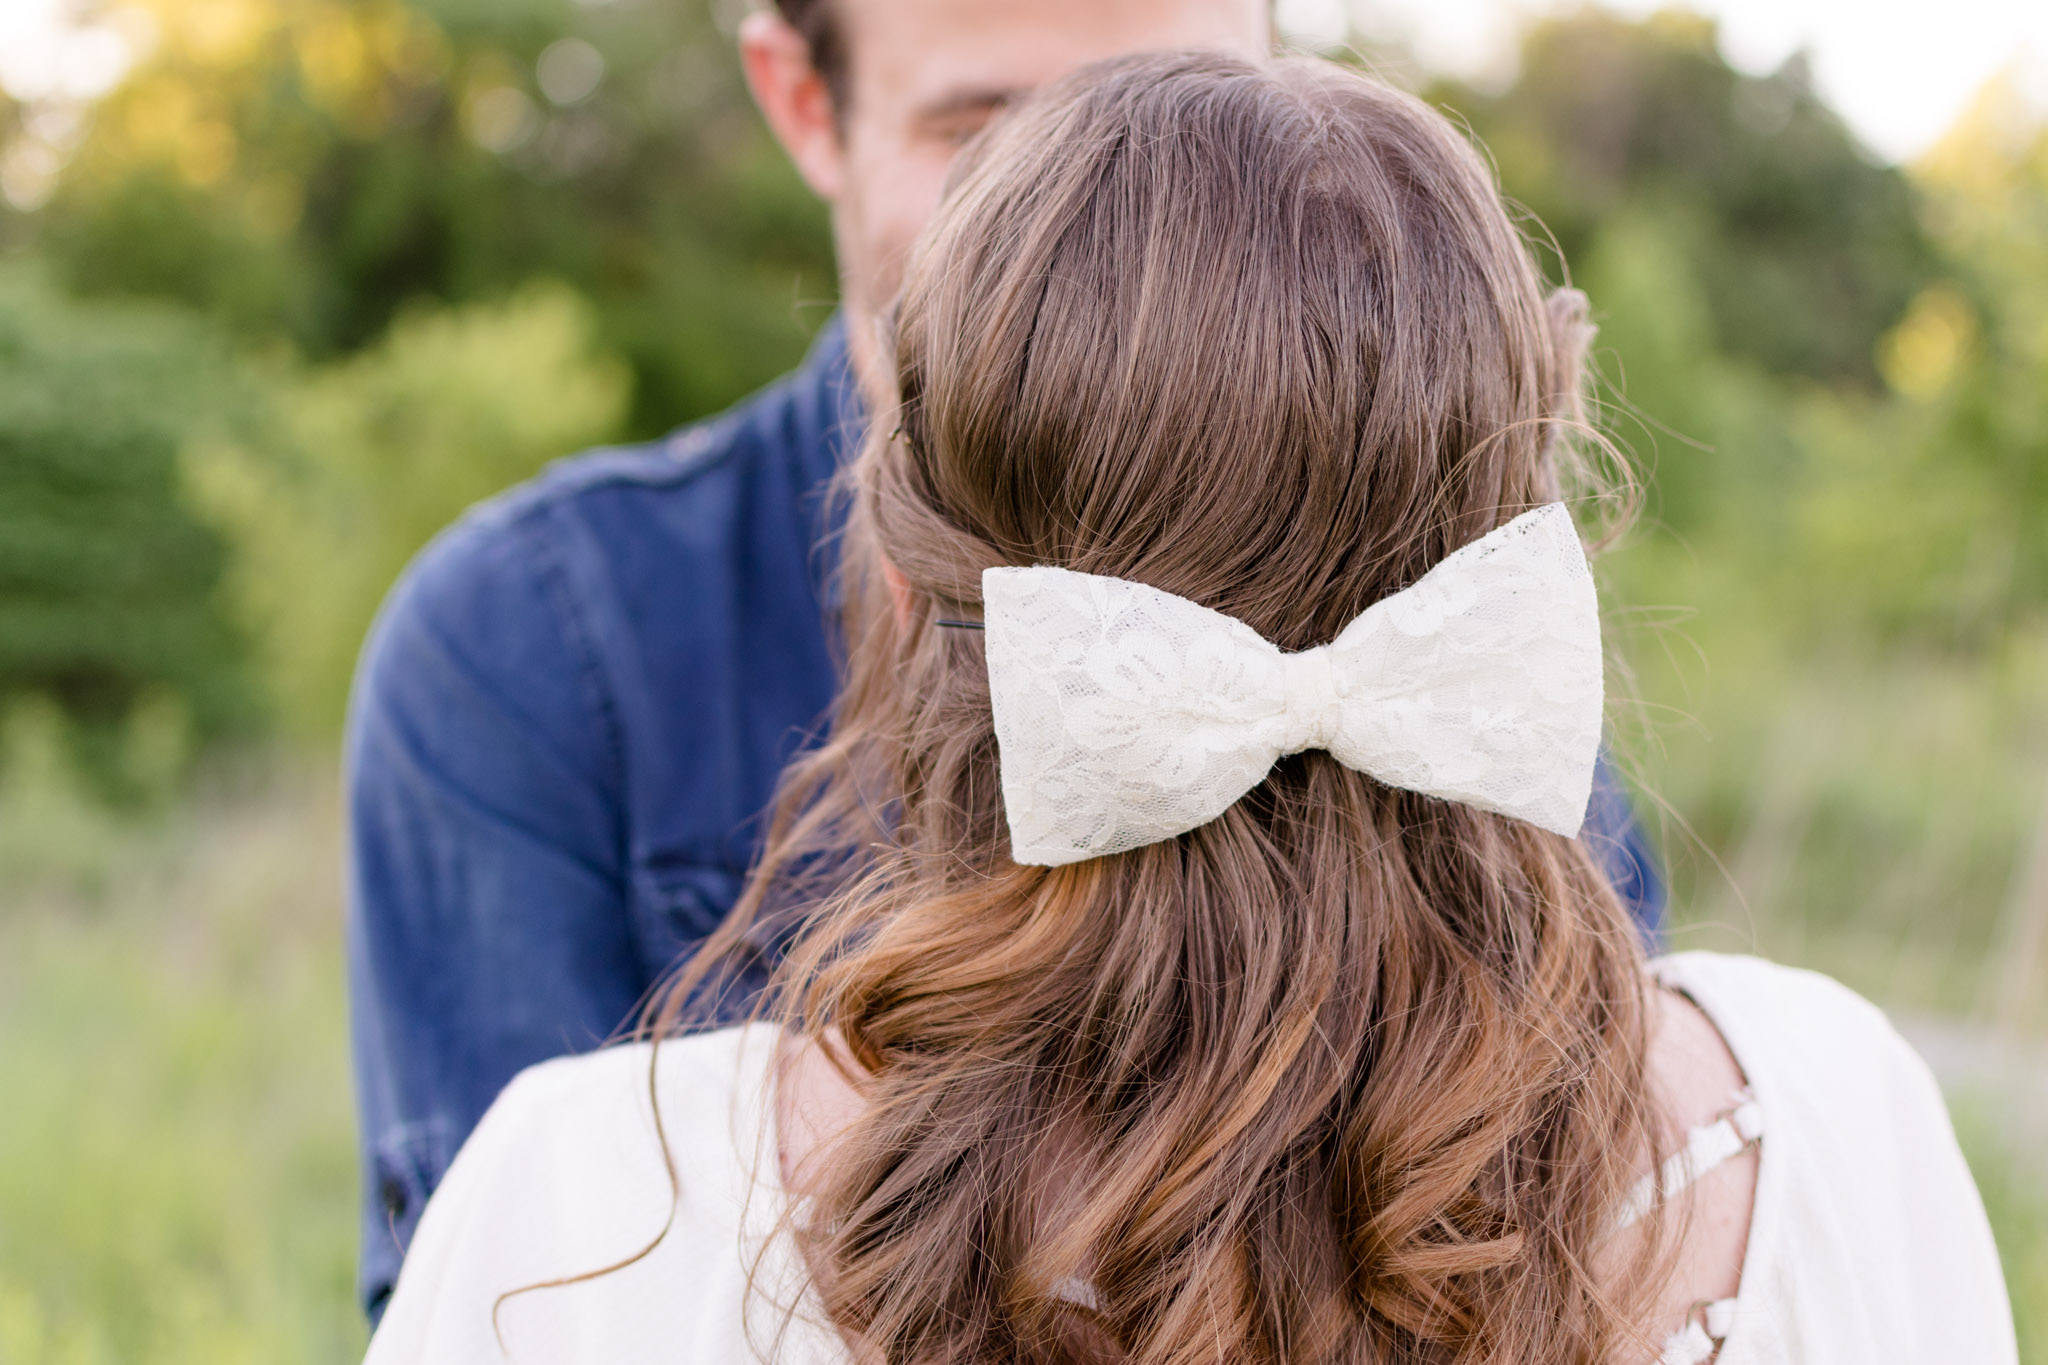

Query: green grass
left=0, top=750, right=364, bottom=1365
left=0, top=743, right=2041, bottom=1362
left=1955, top=1101, right=2048, bottom=1362
left=1609, top=572, right=2048, bottom=1027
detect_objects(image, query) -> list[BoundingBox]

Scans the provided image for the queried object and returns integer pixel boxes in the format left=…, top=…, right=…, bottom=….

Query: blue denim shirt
left=345, top=316, right=1663, bottom=1322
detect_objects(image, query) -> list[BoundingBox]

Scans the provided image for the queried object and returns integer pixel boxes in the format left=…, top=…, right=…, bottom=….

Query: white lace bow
left=982, top=503, right=1604, bottom=866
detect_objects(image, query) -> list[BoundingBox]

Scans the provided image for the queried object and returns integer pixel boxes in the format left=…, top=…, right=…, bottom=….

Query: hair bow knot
left=1277, top=645, right=1346, bottom=754
left=981, top=504, right=1605, bottom=867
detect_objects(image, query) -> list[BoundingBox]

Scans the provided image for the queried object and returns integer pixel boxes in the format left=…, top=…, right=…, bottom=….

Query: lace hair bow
left=982, top=503, right=1604, bottom=867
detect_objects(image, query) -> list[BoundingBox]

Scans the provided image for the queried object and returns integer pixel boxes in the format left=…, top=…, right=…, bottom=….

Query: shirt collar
left=799, top=312, right=866, bottom=492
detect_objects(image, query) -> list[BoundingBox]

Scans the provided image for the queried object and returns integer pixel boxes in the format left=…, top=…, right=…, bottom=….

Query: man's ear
left=738, top=11, right=845, bottom=201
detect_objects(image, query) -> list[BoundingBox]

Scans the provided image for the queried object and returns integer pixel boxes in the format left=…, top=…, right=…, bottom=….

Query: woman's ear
left=738, top=11, right=845, bottom=201
left=1545, top=287, right=1595, bottom=418
left=880, top=555, right=913, bottom=629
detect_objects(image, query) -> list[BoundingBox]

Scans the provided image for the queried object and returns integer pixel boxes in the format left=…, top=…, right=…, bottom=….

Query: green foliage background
left=0, top=1, right=2043, bottom=1358
left=188, top=282, right=629, bottom=733
left=0, top=271, right=248, bottom=795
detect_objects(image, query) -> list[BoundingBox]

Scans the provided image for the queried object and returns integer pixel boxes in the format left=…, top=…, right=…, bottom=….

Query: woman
left=366, top=53, right=2014, bottom=1365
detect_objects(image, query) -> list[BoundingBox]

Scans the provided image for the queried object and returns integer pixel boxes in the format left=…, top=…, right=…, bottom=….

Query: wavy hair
left=650, top=51, right=1664, bottom=1365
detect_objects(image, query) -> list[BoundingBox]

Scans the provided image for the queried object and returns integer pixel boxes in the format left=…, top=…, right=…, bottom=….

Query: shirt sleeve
left=1665, top=953, right=2021, bottom=1364
left=1863, top=1007, right=2021, bottom=1363
left=346, top=501, right=644, bottom=1324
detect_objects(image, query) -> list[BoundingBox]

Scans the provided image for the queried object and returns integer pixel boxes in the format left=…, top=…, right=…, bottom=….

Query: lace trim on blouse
left=1617, top=1088, right=1765, bottom=1365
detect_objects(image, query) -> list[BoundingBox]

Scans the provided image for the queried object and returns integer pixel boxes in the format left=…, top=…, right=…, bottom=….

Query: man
left=346, top=0, right=1663, bottom=1323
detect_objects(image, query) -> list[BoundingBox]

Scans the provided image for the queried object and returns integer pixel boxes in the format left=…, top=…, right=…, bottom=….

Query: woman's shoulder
left=366, top=1024, right=799, bottom=1365
left=1651, top=951, right=2017, bottom=1363
left=459, top=1025, right=779, bottom=1205
left=1649, top=951, right=1919, bottom=1091
left=1651, top=949, right=1882, bottom=1017
left=451, top=1021, right=781, bottom=1230
left=1648, top=950, right=1954, bottom=1179
left=492, top=1022, right=776, bottom=1136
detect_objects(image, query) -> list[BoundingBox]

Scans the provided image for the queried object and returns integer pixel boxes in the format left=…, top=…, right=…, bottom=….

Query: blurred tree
left=1, top=0, right=2033, bottom=755
left=16, top=0, right=834, bottom=438
left=1906, top=79, right=2048, bottom=630
left=1733, top=83, right=2048, bottom=653
left=1565, top=75, right=2048, bottom=678
left=0, top=268, right=247, bottom=787
left=1432, top=9, right=1936, bottom=390
left=188, top=283, right=628, bottom=734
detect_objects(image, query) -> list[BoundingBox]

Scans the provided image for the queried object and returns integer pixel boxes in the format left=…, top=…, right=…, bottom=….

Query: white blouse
left=364, top=952, right=2018, bottom=1364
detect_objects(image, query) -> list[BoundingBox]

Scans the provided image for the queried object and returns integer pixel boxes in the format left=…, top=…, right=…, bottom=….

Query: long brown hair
left=652, top=51, right=1662, bottom=1365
